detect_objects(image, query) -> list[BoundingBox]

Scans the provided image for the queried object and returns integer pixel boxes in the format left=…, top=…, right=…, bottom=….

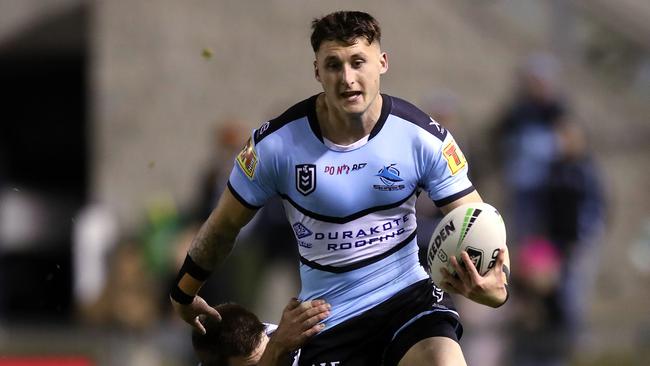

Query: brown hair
left=310, top=11, right=382, bottom=52
left=192, top=303, right=266, bottom=366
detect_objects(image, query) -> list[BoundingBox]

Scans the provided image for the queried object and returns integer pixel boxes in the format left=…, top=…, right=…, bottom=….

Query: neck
left=316, top=93, right=382, bottom=145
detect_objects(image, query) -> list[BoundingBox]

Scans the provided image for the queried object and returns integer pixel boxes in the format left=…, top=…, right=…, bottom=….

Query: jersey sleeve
left=227, top=129, right=277, bottom=209
left=421, top=131, right=474, bottom=207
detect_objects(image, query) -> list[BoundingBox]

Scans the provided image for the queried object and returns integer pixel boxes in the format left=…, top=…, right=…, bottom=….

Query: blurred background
left=0, top=0, right=648, bottom=365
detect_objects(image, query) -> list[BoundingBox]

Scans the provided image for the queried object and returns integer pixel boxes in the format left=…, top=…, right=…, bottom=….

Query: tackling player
left=172, top=10, right=509, bottom=365
left=193, top=298, right=330, bottom=366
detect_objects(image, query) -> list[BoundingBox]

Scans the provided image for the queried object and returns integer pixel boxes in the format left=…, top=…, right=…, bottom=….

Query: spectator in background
left=72, top=204, right=120, bottom=321
left=508, top=119, right=606, bottom=366
left=79, top=240, right=159, bottom=329
left=493, top=53, right=608, bottom=366
left=511, top=235, right=565, bottom=366
left=545, top=120, right=606, bottom=352
left=195, top=123, right=250, bottom=222
left=493, top=52, right=567, bottom=245
left=184, top=122, right=265, bottom=309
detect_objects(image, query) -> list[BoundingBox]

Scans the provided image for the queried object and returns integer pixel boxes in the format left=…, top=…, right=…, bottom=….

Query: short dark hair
left=192, top=303, right=266, bottom=366
left=310, top=11, right=382, bottom=52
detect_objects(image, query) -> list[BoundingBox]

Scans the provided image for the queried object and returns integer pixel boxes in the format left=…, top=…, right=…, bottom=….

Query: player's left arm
left=439, top=190, right=511, bottom=308
left=258, top=298, right=331, bottom=366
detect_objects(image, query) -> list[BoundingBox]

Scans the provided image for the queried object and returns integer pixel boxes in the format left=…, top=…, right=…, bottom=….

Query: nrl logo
left=296, top=164, right=316, bottom=196
left=465, top=246, right=484, bottom=270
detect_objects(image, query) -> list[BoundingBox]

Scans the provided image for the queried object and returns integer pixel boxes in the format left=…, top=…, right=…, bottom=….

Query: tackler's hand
left=268, top=298, right=331, bottom=354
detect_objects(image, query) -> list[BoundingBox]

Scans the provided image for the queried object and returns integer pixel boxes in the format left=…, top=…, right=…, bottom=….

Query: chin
left=340, top=102, right=367, bottom=115
left=343, top=107, right=365, bottom=116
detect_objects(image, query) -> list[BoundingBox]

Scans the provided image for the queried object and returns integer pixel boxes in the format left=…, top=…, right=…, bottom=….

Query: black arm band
left=170, top=285, right=195, bottom=305
left=169, top=254, right=212, bottom=304
left=179, top=254, right=212, bottom=281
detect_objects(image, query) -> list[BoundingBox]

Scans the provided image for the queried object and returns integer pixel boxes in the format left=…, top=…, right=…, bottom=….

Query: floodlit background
left=0, top=0, right=648, bottom=365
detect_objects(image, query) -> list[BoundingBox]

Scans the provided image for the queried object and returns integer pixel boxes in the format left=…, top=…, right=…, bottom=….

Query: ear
left=314, top=60, right=321, bottom=82
left=379, top=52, right=389, bottom=75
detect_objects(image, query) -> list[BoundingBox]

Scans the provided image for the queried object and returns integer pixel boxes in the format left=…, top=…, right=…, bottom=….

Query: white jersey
left=229, top=94, right=473, bottom=329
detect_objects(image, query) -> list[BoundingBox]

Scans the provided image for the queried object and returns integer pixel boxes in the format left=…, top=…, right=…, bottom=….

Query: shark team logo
left=373, top=164, right=405, bottom=191
left=296, top=164, right=316, bottom=196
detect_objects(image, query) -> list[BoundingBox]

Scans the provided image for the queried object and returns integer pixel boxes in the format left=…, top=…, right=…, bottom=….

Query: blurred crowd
left=0, top=53, right=610, bottom=365
left=418, top=53, right=607, bottom=366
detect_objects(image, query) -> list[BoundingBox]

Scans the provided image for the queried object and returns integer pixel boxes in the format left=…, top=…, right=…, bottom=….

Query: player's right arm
left=170, top=187, right=258, bottom=334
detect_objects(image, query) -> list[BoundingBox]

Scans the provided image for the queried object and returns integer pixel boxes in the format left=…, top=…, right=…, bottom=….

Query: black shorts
left=298, top=279, right=463, bottom=366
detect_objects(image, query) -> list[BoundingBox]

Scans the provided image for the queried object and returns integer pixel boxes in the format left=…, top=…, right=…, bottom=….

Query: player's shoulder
left=387, top=94, right=448, bottom=141
left=253, top=94, right=318, bottom=144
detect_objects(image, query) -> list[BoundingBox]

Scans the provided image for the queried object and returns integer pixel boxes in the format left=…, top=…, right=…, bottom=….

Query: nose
left=340, top=63, right=355, bottom=86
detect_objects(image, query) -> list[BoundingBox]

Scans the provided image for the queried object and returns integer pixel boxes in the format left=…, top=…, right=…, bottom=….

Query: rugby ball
left=427, top=202, right=507, bottom=286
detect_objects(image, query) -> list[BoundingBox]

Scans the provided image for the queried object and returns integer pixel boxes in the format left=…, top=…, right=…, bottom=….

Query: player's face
left=314, top=38, right=388, bottom=117
left=228, top=333, right=269, bottom=366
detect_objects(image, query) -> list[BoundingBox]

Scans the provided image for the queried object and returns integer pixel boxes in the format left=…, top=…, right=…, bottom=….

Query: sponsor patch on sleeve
left=442, top=140, right=467, bottom=175
left=236, top=137, right=258, bottom=180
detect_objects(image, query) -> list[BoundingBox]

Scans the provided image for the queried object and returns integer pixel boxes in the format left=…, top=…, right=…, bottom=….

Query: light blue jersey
left=229, top=94, right=474, bottom=329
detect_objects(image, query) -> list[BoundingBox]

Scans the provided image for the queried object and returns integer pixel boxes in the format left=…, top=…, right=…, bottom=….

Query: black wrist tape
left=170, top=285, right=195, bottom=305
left=179, top=254, right=212, bottom=281
left=170, top=254, right=212, bottom=305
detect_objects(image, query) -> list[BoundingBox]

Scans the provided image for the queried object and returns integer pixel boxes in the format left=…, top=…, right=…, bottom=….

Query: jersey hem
left=433, top=185, right=475, bottom=207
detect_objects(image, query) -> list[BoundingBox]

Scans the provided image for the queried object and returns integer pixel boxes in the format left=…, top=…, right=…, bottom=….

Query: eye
left=324, top=59, right=341, bottom=70
left=352, top=59, right=365, bottom=68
